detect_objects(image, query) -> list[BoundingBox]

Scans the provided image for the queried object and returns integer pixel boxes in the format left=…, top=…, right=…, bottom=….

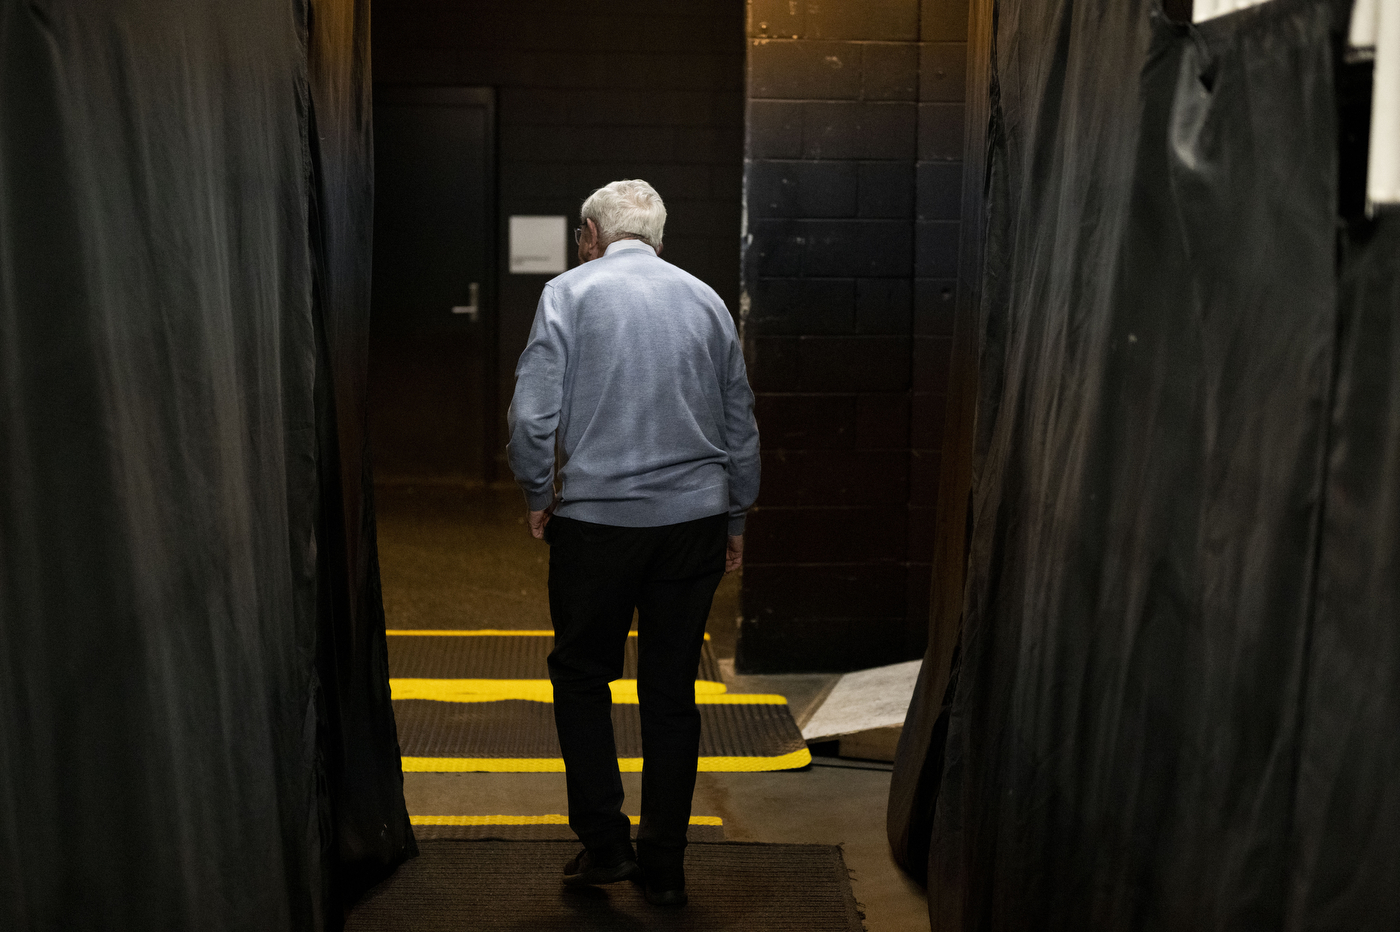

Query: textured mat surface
left=410, top=815, right=726, bottom=842
left=395, top=698, right=810, bottom=771
left=387, top=631, right=724, bottom=685
left=345, top=840, right=864, bottom=931
left=387, top=627, right=810, bottom=772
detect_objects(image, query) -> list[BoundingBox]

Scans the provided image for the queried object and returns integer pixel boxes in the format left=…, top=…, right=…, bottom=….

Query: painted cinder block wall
left=736, top=0, right=969, bottom=672
left=373, top=0, right=747, bottom=481
left=374, top=0, right=971, bottom=674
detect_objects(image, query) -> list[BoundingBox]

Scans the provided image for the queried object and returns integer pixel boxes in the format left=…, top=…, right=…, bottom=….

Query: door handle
left=452, top=282, right=480, bottom=322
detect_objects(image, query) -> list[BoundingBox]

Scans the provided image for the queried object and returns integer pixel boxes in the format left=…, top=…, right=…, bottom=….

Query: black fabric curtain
left=0, top=1, right=414, bottom=928
left=890, top=0, right=1400, bottom=929
left=306, top=0, right=419, bottom=908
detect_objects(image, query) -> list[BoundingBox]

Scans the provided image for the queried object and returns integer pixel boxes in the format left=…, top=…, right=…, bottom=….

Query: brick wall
left=373, top=0, right=746, bottom=479
left=737, top=0, right=969, bottom=672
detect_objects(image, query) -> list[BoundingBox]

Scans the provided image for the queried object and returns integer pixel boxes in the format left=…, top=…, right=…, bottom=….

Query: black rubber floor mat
left=387, top=631, right=725, bottom=685
left=395, top=698, right=811, bottom=772
left=345, top=840, right=865, bottom=932
left=410, top=816, right=726, bottom=842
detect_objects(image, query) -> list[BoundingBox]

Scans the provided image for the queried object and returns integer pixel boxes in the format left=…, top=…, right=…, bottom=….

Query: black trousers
left=545, top=512, right=726, bottom=872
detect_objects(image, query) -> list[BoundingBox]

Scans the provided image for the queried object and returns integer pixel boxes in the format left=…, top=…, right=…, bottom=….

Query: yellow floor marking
left=388, top=629, right=553, bottom=637
left=401, top=748, right=813, bottom=773
left=410, top=814, right=723, bottom=827
left=386, top=629, right=709, bottom=640
left=388, top=679, right=793, bottom=705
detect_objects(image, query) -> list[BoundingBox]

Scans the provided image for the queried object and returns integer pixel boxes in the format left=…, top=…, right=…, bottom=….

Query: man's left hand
left=725, top=534, right=743, bottom=574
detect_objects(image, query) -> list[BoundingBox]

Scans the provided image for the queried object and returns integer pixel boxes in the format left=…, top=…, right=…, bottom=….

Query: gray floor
left=379, top=484, right=930, bottom=931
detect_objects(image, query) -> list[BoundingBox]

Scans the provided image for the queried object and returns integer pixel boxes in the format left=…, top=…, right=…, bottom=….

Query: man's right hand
left=725, top=535, right=743, bottom=574
left=528, top=505, right=554, bottom=540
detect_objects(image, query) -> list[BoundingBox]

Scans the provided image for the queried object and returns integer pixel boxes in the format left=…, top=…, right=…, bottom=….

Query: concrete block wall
left=374, top=0, right=973, bottom=674
left=373, top=0, right=746, bottom=480
left=737, top=0, right=969, bottom=672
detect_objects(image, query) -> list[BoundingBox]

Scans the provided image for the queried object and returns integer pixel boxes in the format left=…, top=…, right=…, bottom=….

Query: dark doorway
left=370, top=86, right=496, bottom=482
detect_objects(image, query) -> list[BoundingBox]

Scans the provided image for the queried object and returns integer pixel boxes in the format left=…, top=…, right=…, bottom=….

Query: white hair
left=580, top=179, right=666, bottom=249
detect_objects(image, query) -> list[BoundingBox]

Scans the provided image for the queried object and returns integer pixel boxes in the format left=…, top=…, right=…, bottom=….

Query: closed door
left=370, top=87, right=495, bottom=482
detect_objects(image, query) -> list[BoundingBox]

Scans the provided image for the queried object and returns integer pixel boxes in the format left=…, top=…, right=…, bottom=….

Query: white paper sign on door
left=509, top=215, right=568, bottom=274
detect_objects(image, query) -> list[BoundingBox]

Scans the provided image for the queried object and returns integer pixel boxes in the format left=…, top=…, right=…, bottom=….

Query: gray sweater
left=507, top=240, right=760, bottom=535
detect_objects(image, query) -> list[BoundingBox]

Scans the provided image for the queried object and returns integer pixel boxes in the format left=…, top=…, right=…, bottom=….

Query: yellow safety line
left=401, top=748, right=813, bottom=773
left=386, top=629, right=709, bottom=640
left=410, top=814, right=723, bottom=827
left=388, top=629, right=553, bottom=637
left=388, top=678, right=788, bottom=704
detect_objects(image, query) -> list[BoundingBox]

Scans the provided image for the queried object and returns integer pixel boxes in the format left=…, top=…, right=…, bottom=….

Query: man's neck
left=603, top=239, right=656, bottom=257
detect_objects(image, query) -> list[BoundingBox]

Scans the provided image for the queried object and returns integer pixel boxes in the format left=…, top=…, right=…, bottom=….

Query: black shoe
left=562, top=842, right=640, bottom=886
left=639, top=862, right=687, bottom=907
left=643, top=883, right=688, bottom=907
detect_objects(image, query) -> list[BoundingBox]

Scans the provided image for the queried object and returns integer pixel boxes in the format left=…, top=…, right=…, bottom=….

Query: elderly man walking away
left=507, top=179, right=760, bottom=907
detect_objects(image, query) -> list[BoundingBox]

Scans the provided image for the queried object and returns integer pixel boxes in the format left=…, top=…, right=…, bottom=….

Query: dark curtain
left=306, top=0, right=419, bottom=907
left=0, top=0, right=413, bottom=928
left=889, top=0, right=1400, bottom=928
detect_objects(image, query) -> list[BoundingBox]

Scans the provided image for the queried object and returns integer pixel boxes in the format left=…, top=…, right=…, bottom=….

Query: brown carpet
left=410, top=820, right=727, bottom=842
left=387, top=631, right=725, bottom=686
left=394, top=698, right=809, bottom=761
left=345, top=840, right=865, bottom=932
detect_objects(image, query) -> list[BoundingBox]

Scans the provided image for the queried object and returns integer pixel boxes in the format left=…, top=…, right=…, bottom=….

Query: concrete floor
left=377, top=484, right=930, bottom=931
